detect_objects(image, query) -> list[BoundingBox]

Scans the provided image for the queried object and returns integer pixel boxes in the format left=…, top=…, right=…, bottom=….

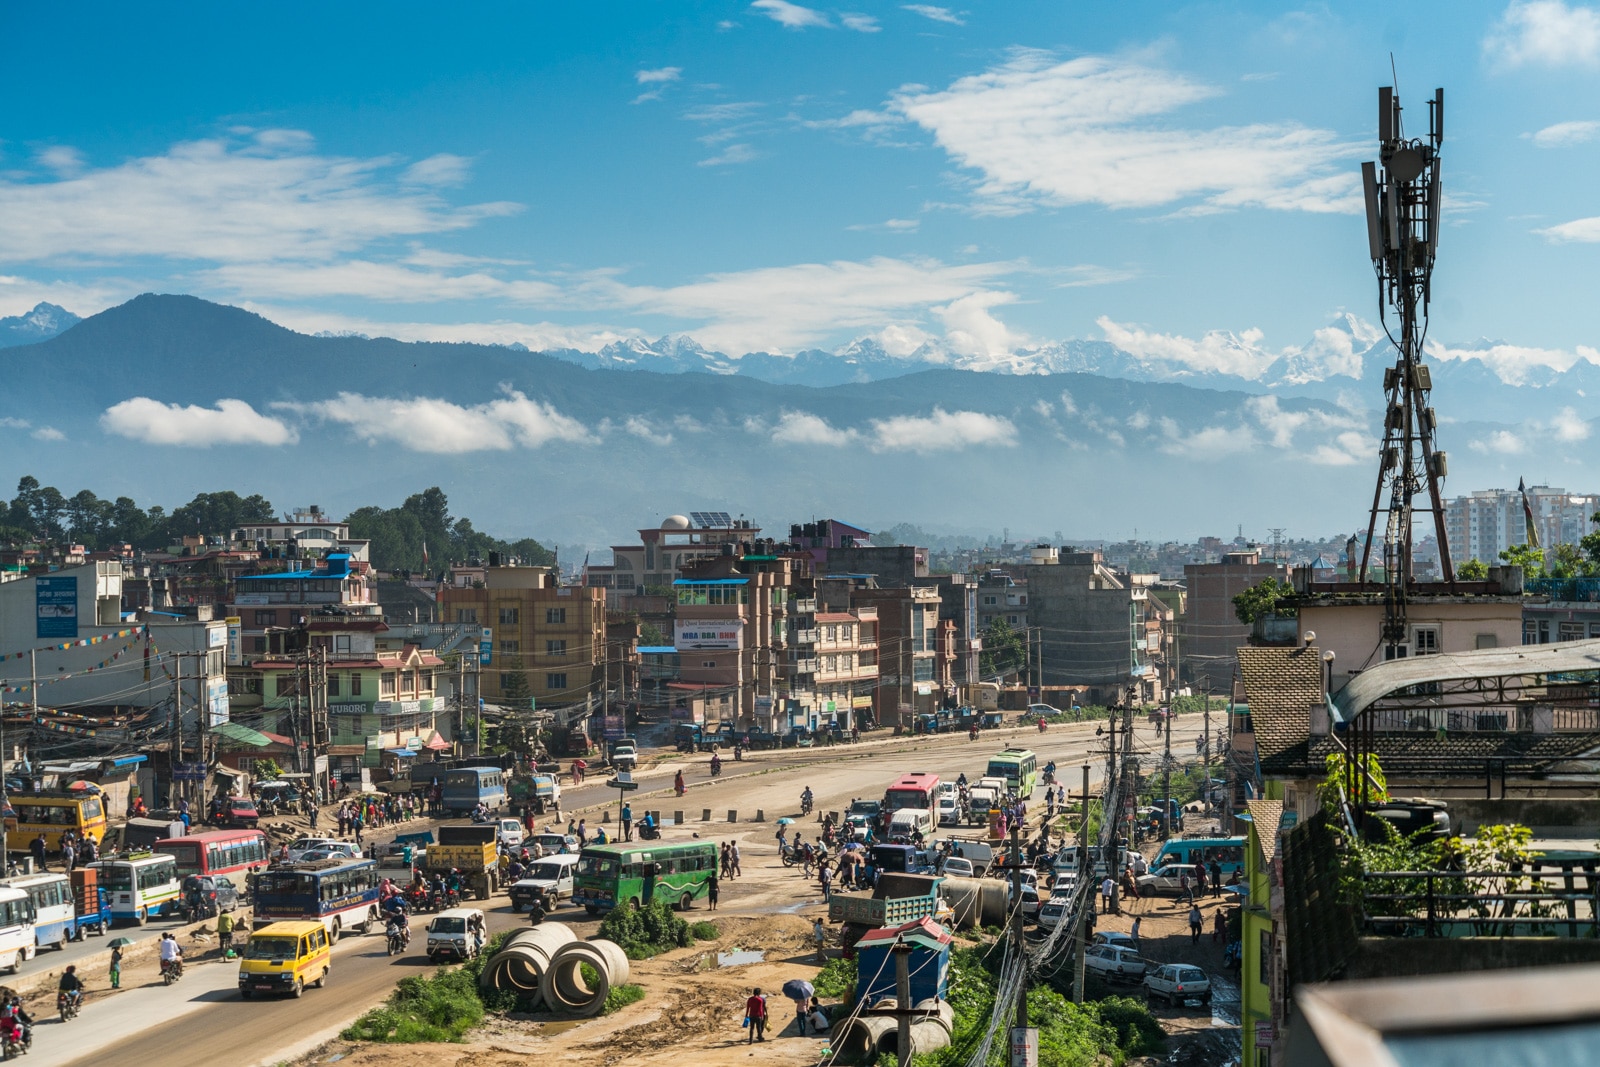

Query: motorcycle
left=444, top=886, right=462, bottom=908
left=637, top=822, right=661, bottom=840
left=161, top=957, right=184, bottom=985
left=709, top=759, right=722, bottom=778
left=386, top=924, right=409, bottom=956
left=733, top=745, right=743, bottom=761
left=1, top=1024, right=26, bottom=1059
left=800, top=795, right=814, bottom=816
left=527, top=891, right=550, bottom=926
left=58, top=989, right=82, bottom=1021
left=780, top=843, right=800, bottom=868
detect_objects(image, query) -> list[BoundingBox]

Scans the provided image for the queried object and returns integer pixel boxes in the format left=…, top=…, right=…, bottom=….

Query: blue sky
left=4, top=1, right=1600, bottom=380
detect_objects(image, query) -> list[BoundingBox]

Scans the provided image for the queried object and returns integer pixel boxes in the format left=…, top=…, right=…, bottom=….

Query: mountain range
left=0, top=294, right=1590, bottom=549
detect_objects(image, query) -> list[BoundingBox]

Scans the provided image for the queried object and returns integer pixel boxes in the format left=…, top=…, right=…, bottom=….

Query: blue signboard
left=479, top=626, right=493, bottom=666
left=36, top=576, right=78, bottom=639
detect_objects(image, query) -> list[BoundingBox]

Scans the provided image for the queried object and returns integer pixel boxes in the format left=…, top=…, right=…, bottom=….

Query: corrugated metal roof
left=1334, top=638, right=1600, bottom=721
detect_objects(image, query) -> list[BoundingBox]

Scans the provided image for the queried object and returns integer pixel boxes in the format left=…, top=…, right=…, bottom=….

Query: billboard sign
left=225, top=617, right=243, bottom=666
left=674, top=619, right=742, bottom=649
left=35, top=576, right=78, bottom=639
left=479, top=627, right=493, bottom=666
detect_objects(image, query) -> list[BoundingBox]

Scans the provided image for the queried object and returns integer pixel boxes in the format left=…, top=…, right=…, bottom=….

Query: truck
left=421, top=825, right=500, bottom=899
left=608, top=736, right=639, bottom=771
left=828, top=872, right=944, bottom=953
left=508, top=773, right=562, bottom=814
left=962, top=682, right=1001, bottom=712
left=966, top=787, right=998, bottom=826
left=868, top=843, right=937, bottom=875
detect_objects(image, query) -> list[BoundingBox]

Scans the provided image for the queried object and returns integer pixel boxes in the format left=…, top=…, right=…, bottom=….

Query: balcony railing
left=787, top=598, right=818, bottom=614
left=1364, top=868, right=1600, bottom=938
left=1364, top=704, right=1600, bottom=734
left=787, top=657, right=819, bottom=674
left=1525, top=577, right=1600, bottom=603
left=793, top=628, right=819, bottom=644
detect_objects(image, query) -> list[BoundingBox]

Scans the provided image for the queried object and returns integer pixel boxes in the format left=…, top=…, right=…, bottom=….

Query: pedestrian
left=308, top=805, right=319, bottom=831
left=813, top=917, right=828, bottom=962
left=707, top=872, right=719, bottom=910
left=62, top=839, right=75, bottom=872
left=1210, top=859, right=1223, bottom=897
left=1189, top=904, right=1203, bottom=944
left=577, top=819, right=588, bottom=846
left=791, top=987, right=810, bottom=1035
left=745, top=987, right=768, bottom=1043
left=1213, top=908, right=1227, bottom=943
left=217, top=909, right=235, bottom=955
left=1179, top=869, right=1194, bottom=904
left=730, top=841, right=742, bottom=878
left=1100, top=874, right=1116, bottom=914
left=721, top=842, right=732, bottom=875
left=1130, top=916, right=1141, bottom=948
left=1195, top=863, right=1209, bottom=897
left=621, top=802, right=633, bottom=842
left=29, top=834, right=46, bottom=872
left=819, top=863, right=833, bottom=899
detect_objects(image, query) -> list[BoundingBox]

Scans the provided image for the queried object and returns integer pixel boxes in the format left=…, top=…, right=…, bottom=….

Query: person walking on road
left=621, top=803, right=633, bottom=842
left=1210, top=859, right=1223, bottom=897
left=1130, top=916, right=1141, bottom=948
left=730, top=841, right=742, bottom=878
left=1189, top=904, right=1204, bottom=944
left=813, top=918, right=828, bottom=962
left=1195, top=862, right=1209, bottom=897
left=1213, top=908, right=1227, bottom=943
left=29, top=834, right=46, bottom=872
left=707, top=872, right=719, bottom=911
left=1100, top=875, right=1116, bottom=915
left=109, top=944, right=123, bottom=988
left=1179, top=869, right=1194, bottom=904
left=745, top=988, right=768, bottom=1043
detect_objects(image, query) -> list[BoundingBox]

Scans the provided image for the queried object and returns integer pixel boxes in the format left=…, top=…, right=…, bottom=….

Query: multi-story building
left=230, top=552, right=379, bottom=657
left=813, top=607, right=879, bottom=729
left=584, top=512, right=759, bottom=605
left=1443, top=486, right=1600, bottom=566
left=1026, top=549, right=1163, bottom=705
left=1183, top=549, right=1292, bottom=693
left=436, top=563, right=606, bottom=715
left=820, top=579, right=942, bottom=728
left=977, top=570, right=1028, bottom=630
left=230, top=505, right=371, bottom=563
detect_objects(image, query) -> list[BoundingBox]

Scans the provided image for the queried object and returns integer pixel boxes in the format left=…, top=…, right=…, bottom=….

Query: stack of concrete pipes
left=833, top=997, right=955, bottom=1063
left=478, top=923, right=632, bottom=1017
left=939, top=875, right=1009, bottom=930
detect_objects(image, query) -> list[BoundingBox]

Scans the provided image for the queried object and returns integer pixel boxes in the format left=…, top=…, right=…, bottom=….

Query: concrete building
left=584, top=512, right=759, bottom=605
left=230, top=552, right=379, bottom=658
left=230, top=505, right=371, bottom=563
left=1183, top=548, right=1292, bottom=693
left=787, top=519, right=873, bottom=567
left=823, top=544, right=928, bottom=588
left=436, top=563, right=607, bottom=715
left=977, top=570, right=1028, bottom=630
left=1522, top=576, right=1600, bottom=646
left=1026, top=549, right=1161, bottom=704
left=821, top=580, right=942, bottom=728
left=814, top=606, right=879, bottom=728
left=1444, top=485, right=1600, bottom=566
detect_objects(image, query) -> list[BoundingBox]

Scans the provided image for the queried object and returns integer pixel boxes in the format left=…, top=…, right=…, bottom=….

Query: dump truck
left=829, top=873, right=944, bottom=954
left=421, top=825, right=500, bottom=899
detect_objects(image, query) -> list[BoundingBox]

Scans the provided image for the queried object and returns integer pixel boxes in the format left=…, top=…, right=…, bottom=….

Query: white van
left=937, top=795, right=961, bottom=827
left=888, top=809, right=935, bottom=842
left=425, top=908, right=486, bottom=962
left=509, top=854, right=579, bottom=911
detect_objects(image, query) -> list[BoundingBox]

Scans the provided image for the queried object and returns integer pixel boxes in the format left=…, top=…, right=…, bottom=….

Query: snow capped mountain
left=0, top=302, right=81, bottom=348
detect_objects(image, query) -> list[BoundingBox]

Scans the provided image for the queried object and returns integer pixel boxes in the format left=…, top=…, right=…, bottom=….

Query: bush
left=342, top=968, right=485, bottom=1043
left=689, top=920, right=720, bottom=941
left=598, top=897, right=693, bottom=959
left=1092, top=996, right=1166, bottom=1057
left=603, top=983, right=646, bottom=1014
left=812, top=955, right=856, bottom=1000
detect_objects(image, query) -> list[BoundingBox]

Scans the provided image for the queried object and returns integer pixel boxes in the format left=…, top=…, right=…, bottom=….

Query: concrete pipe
left=834, top=1014, right=897, bottom=1064
left=479, top=923, right=578, bottom=1008
left=878, top=999, right=955, bottom=1059
left=940, top=876, right=1008, bottom=930
left=542, top=938, right=632, bottom=1017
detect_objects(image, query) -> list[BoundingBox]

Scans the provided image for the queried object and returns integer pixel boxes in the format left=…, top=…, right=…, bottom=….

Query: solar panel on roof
left=690, top=511, right=733, bottom=528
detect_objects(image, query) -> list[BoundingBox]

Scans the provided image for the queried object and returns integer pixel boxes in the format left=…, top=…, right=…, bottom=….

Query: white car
left=1136, top=863, right=1201, bottom=896
left=286, top=837, right=362, bottom=863
left=1084, top=944, right=1149, bottom=983
left=1027, top=703, right=1064, bottom=719
left=497, top=818, right=526, bottom=849
left=1094, top=931, right=1138, bottom=951
left=1037, top=889, right=1075, bottom=930
left=299, top=843, right=363, bottom=863
left=938, top=856, right=975, bottom=878
left=937, top=795, right=961, bottom=827
left=509, top=854, right=579, bottom=910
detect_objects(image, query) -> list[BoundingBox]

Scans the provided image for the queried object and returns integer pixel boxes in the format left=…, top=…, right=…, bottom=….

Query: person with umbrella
left=108, top=938, right=132, bottom=988
left=572, top=759, right=586, bottom=786
left=783, top=978, right=815, bottom=1035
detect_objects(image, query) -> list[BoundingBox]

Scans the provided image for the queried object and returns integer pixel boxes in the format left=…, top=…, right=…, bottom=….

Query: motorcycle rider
left=0, top=997, right=28, bottom=1051
left=527, top=885, right=551, bottom=924
left=385, top=904, right=411, bottom=950
left=639, top=811, right=658, bottom=839
left=158, top=932, right=183, bottom=978
left=58, top=965, right=85, bottom=1012
left=733, top=742, right=743, bottom=761
left=801, top=787, right=814, bottom=814
left=710, top=753, right=722, bottom=776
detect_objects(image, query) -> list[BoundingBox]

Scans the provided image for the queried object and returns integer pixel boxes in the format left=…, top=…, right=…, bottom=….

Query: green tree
left=979, top=618, right=1028, bottom=678
left=1232, top=576, right=1295, bottom=625
left=1582, top=511, right=1600, bottom=573
left=164, top=491, right=275, bottom=541
left=500, top=669, right=532, bottom=709
left=1457, top=557, right=1488, bottom=580
left=1499, top=543, right=1544, bottom=574
left=1548, top=542, right=1588, bottom=579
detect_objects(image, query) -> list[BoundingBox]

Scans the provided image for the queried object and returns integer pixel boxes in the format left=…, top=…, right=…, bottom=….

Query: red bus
left=882, top=773, right=941, bottom=832
left=155, top=829, right=271, bottom=880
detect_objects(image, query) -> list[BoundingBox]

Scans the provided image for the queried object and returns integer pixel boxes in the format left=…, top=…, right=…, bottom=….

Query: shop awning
left=422, top=731, right=450, bottom=751
left=384, top=748, right=416, bottom=757
left=210, top=722, right=273, bottom=748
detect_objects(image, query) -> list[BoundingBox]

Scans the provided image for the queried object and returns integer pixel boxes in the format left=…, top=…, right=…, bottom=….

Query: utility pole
left=1074, top=762, right=1090, bottom=1003
left=172, top=653, right=183, bottom=799
left=1009, top=816, right=1027, bottom=1034
left=893, top=942, right=914, bottom=1067
left=1162, top=693, right=1173, bottom=839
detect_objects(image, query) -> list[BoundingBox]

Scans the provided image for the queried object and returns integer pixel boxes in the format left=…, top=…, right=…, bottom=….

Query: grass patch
left=598, top=897, right=694, bottom=959
left=342, top=932, right=514, bottom=1043
left=603, top=983, right=646, bottom=1014
left=812, top=955, right=856, bottom=1000
left=689, top=920, right=720, bottom=940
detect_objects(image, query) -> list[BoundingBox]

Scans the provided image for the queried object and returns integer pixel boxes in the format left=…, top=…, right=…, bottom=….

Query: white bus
left=0, top=887, right=36, bottom=974
left=0, top=873, right=78, bottom=950
left=90, top=854, right=180, bottom=925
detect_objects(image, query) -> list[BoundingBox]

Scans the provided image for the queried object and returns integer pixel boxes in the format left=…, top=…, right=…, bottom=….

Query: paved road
left=35, top=713, right=1211, bottom=1065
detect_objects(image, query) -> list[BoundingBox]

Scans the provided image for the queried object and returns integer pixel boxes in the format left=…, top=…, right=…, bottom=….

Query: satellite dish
left=1389, top=146, right=1425, bottom=183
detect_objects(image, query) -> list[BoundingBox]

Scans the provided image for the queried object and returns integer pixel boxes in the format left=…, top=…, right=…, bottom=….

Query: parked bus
left=986, top=749, right=1039, bottom=797
left=1153, top=836, right=1247, bottom=877
left=572, top=841, right=718, bottom=915
left=441, top=767, right=507, bottom=816
left=881, top=773, right=942, bottom=833
left=0, top=873, right=80, bottom=950
left=5, top=792, right=109, bottom=852
left=0, top=888, right=35, bottom=974
left=251, top=857, right=381, bottom=939
left=90, top=853, right=180, bottom=925
left=155, top=828, right=270, bottom=880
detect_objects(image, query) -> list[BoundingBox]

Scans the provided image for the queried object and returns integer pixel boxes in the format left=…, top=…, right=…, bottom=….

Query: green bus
left=986, top=748, right=1039, bottom=797
left=572, top=841, right=719, bottom=915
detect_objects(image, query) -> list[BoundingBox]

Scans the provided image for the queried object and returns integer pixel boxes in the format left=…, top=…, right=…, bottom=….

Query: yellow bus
left=6, top=792, right=109, bottom=852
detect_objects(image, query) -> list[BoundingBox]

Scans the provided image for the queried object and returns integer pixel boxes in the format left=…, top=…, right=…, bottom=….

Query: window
left=983, top=596, right=997, bottom=606
left=275, top=676, right=295, bottom=696
left=455, top=608, right=478, bottom=624
left=334, top=634, right=351, bottom=654
left=1413, top=627, right=1440, bottom=656
left=546, top=639, right=567, bottom=655
left=351, top=673, right=362, bottom=696
left=546, top=608, right=566, bottom=624
left=913, top=658, right=934, bottom=681
left=1559, top=622, right=1585, bottom=642
left=499, top=607, right=520, bottom=626
left=254, top=610, right=276, bottom=626
left=500, top=640, right=520, bottom=654
left=546, top=673, right=568, bottom=690
left=1475, top=633, right=1498, bottom=650
left=327, top=674, right=340, bottom=696
left=252, top=637, right=267, bottom=653
left=842, top=624, right=853, bottom=642
left=499, top=672, right=518, bottom=690
left=380, top=673, right=396, bottom=698
left=702, top=660, right=716, bottom=668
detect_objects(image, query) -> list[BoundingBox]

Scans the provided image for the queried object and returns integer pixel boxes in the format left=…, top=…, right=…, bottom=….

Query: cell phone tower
left=1356, top=84, right=1455, bottom=654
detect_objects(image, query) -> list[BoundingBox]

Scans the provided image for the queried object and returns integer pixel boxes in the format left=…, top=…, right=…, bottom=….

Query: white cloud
left=847, top=217, right=920, bottom=232
left=751, top=0, right=830, bottom=28
left=841, top=13, right=880, bottom=32
left=1469, top=430, right=1529, bottom=455
left=903, top=4, right=965, bottom=25
left=1032, top=399, right=1053, bottom=418
left=1485, top=1, right=1600, bottom=68
left=400, top=154, right=472, bottom=187
left=636, top=67, right=683, bottom=84
left=100, top=397, right=298, bottom=447
left=289, top=389, right=590, bottom=453
left=1551, top=406, right=1592, bottom=441
left=866, top=323, right=935, bottom=358
left=239, top=304, right=639, bottom=352
left=769, top=411, right=857, bottom=445
left=699, top=143, right=761, bottom=167
left=1536, top=216, right=1600, bottom=242
left=36, top=146, right=84, bottom=175
left=887, top=51, right=1360, bottom=214
left=1427, top=337, right=1600, bottom=385
left=934, top=291, right=1027, bottom=361
left=1157, top=422, right=1259, bottom=458
left=0, top=417, right=28, bottom=430
left=210, top=260, right=564, bottom=304
left=1306, top=431, right=1370, bottom=466
left=1097, top=316, right=1275, bottom=379
left=0, top=130, right=518, bottom=265
left=868, top=408, right=1016, bottom=452
left=623, top=416, right=669, bottom=443
left=1530, top=119, right=1600, bottom=146
left=1058, top=390, right=1077, bottom=416
left=30, top=426, right=65, bottom=442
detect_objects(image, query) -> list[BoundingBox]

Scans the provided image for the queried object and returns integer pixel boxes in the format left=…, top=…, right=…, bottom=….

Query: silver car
left=1144, top=963, right=1212, bottom=1007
